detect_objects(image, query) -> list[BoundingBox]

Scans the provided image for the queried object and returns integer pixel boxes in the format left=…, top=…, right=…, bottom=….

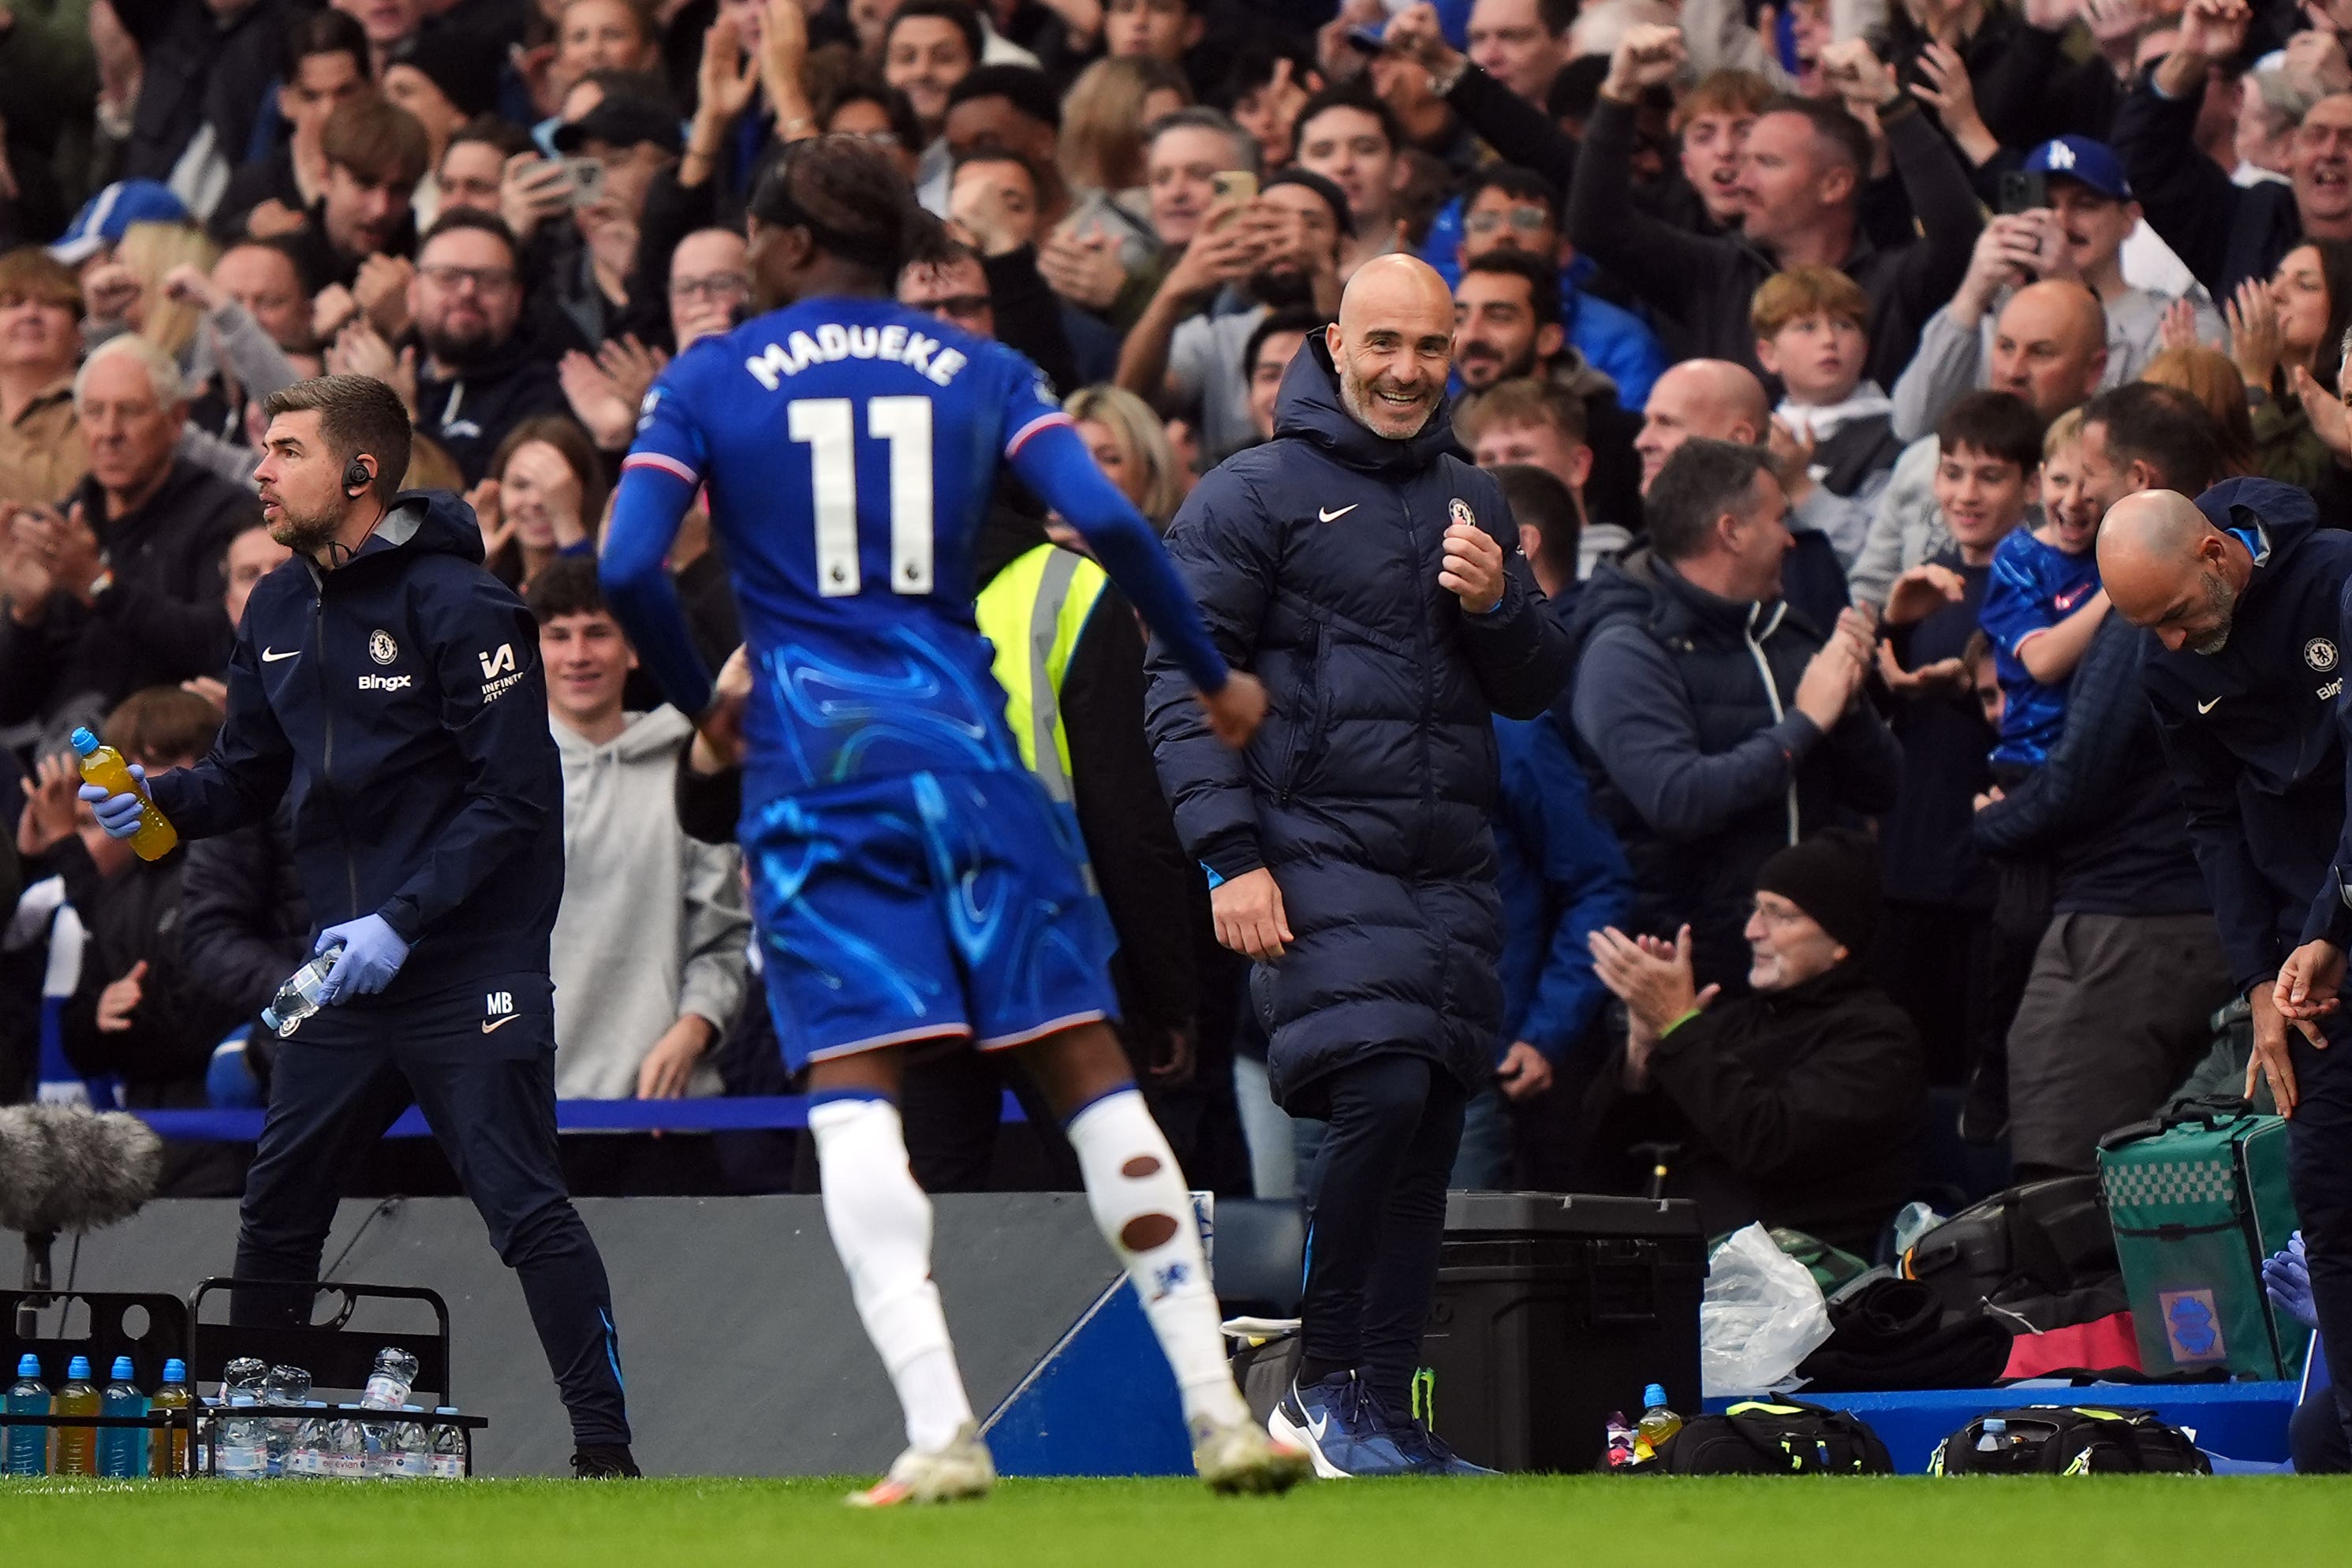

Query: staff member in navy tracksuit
left=2100, top=477, right=2352, bottom=1453
left=80, top=375, right=637, bottom=1478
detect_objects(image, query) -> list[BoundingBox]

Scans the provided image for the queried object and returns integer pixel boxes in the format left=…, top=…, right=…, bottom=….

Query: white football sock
left=1066, top=1089, right=1250, bottom=1429
left=808, top=1095, right=976, bottom=1454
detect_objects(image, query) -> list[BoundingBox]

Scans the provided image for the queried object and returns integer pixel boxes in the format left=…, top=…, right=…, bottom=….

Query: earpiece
left=344, top=457, right=373, bottom=497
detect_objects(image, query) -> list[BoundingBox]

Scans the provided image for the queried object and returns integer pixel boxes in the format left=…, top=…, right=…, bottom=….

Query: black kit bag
left=1928, top=1406, right=2211, bottom=1476
left=1901, top=1175, right=2124, bottom=1332
left=1628, top=1398, right=1895, bottom=1475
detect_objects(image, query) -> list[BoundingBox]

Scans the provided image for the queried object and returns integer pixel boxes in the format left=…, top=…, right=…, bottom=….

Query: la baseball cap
left=2023, top=136, right=2132, bottom=202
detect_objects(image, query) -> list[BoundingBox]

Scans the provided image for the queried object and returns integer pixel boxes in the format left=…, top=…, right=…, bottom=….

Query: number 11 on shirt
left=788, top=394, right=935, bottom=596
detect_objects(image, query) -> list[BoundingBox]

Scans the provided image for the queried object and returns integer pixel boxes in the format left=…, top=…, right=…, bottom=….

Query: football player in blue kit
left=598, top=136, right=1306, bottom=1504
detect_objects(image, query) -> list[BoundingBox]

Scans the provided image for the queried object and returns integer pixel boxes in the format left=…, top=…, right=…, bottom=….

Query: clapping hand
left=1876, top=639, right=1969, bottom=699
left=2158, top=297, right=2203, bottom=353
left=1039, top=226, right=1126, bottom=311
left=1792, top=608, right=1873, bottom=729
left=1882, top=562, right=1969, bottom=627
left=16, top=751, right=80, bottom=858
left=2290, top=364, right=2352, bottom=460
left=560, top=351, right=635, bottom=450
left=326, top=320, right=416, bottom=417
left=468, top=476, right=514, bottom=558
left=1766, top=416, right=1817, bottom=502
left=598, top=335, right=667, bottom=409
left=1589, top=924, right=1716, bottom=1040
left=694, top=13, right=760, bottom=132
left=2226, top=277, right=2283, bottom=390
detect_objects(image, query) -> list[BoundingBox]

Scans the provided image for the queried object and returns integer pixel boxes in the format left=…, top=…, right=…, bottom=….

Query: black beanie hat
left=1753, top=827, right=1881, bottom=955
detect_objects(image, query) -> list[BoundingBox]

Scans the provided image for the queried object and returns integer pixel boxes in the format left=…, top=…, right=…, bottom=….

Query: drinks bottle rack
left=2, top=1280, right=487, bottom=1475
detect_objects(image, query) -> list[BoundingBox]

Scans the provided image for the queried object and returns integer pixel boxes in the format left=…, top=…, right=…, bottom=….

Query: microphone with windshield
left=0, top=1103, right=162, bottom=1335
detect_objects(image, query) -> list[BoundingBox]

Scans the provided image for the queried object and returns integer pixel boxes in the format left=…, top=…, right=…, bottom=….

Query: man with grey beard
left=1146, top=254, right=1570, bottom=1477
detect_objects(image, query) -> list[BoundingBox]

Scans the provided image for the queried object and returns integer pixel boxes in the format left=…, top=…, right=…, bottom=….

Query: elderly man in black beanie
left=1583, top=828, right=1927, bottom=1254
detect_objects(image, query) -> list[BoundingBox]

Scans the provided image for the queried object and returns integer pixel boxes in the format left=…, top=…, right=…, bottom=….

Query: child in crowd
left=1981, top=405, right=2107, bottom=775
left=1752, top=266, right=1904, bottom=569
left=1871, top=390, right=2033, bottom=1082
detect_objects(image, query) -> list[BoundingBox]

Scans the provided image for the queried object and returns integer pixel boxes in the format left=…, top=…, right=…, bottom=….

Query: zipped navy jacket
left=2141, top=479, right=2352, bottom=997
left=147, top=491, right=564, bottom=1008
left=1144, top=337, right=1573, bottom=1107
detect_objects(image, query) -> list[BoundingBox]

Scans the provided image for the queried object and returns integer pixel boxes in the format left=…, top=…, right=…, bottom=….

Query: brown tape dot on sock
left=1121, top=1155, right=1161, bottom=1178
left=1121, top=1213, right=1178, bottom=1251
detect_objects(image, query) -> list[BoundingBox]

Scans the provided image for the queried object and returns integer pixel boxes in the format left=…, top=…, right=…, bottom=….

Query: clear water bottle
left=1975, top=1417, right=2011, bottom=1455
left=288, top=1402, right=330, bottom=1478
left=263, top=1365, right=310, bottom=1476
left=362, top=1346, right=418, bottom=1409
left=217, top=1358, right=268, bottom=1479
left=386, top=1406, right=432, bottom=1479
left=99, top=1357, right=146, bottom=1477
left=360, top=1346, right=418, bottom=1476
left=428, top=1408, right=465, bottom=1479
left=326, top=1417, right=368, bottom=1479
left=260, top=944, right=345, bottom=1036
left=4, top=1354, right=50, bottom=1476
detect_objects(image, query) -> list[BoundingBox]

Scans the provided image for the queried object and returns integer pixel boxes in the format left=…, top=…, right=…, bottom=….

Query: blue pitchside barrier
left=127, top=1092, right=1025, bottom=1141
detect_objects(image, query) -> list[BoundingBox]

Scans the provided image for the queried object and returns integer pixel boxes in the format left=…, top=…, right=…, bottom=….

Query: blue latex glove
left=2264, top=1231, right=2317, bottom=1331
left=315, top=915, right=411, bottom=1004
left=77, top=765, right=147, bottom=839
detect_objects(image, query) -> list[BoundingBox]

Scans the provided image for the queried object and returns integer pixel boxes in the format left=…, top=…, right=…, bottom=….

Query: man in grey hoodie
left=528, top=557, right=750, bottom=1103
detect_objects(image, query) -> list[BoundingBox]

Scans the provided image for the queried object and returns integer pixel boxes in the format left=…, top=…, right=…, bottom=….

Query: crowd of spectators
left=2, top=0, right=2346, bottom=1252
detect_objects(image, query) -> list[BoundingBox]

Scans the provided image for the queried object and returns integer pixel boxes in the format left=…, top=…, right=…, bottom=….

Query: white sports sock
left=808, top=1096, right=976, bottom=1453
left=1066, top=1089, right=1250, bottom=1428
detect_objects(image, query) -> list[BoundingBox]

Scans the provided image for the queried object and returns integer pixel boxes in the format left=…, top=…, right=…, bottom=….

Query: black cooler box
left=1418, top=1193, right=1706, bottom=1472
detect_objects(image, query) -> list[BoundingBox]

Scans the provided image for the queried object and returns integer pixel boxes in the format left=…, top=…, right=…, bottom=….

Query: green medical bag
left=2095, top=1096, right=2309, bottom=1380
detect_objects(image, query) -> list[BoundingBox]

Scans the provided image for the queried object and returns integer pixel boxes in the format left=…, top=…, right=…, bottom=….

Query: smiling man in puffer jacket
left=1146, top=255, right=1571, bottom=1478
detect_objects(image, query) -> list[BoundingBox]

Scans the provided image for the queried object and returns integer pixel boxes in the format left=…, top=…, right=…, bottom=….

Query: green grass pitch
left=4, top=1475, right=2346, bottom=1566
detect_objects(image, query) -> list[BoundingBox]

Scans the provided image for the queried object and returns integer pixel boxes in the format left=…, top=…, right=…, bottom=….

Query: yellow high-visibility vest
left=976, top=542, right=1110, bottom=805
